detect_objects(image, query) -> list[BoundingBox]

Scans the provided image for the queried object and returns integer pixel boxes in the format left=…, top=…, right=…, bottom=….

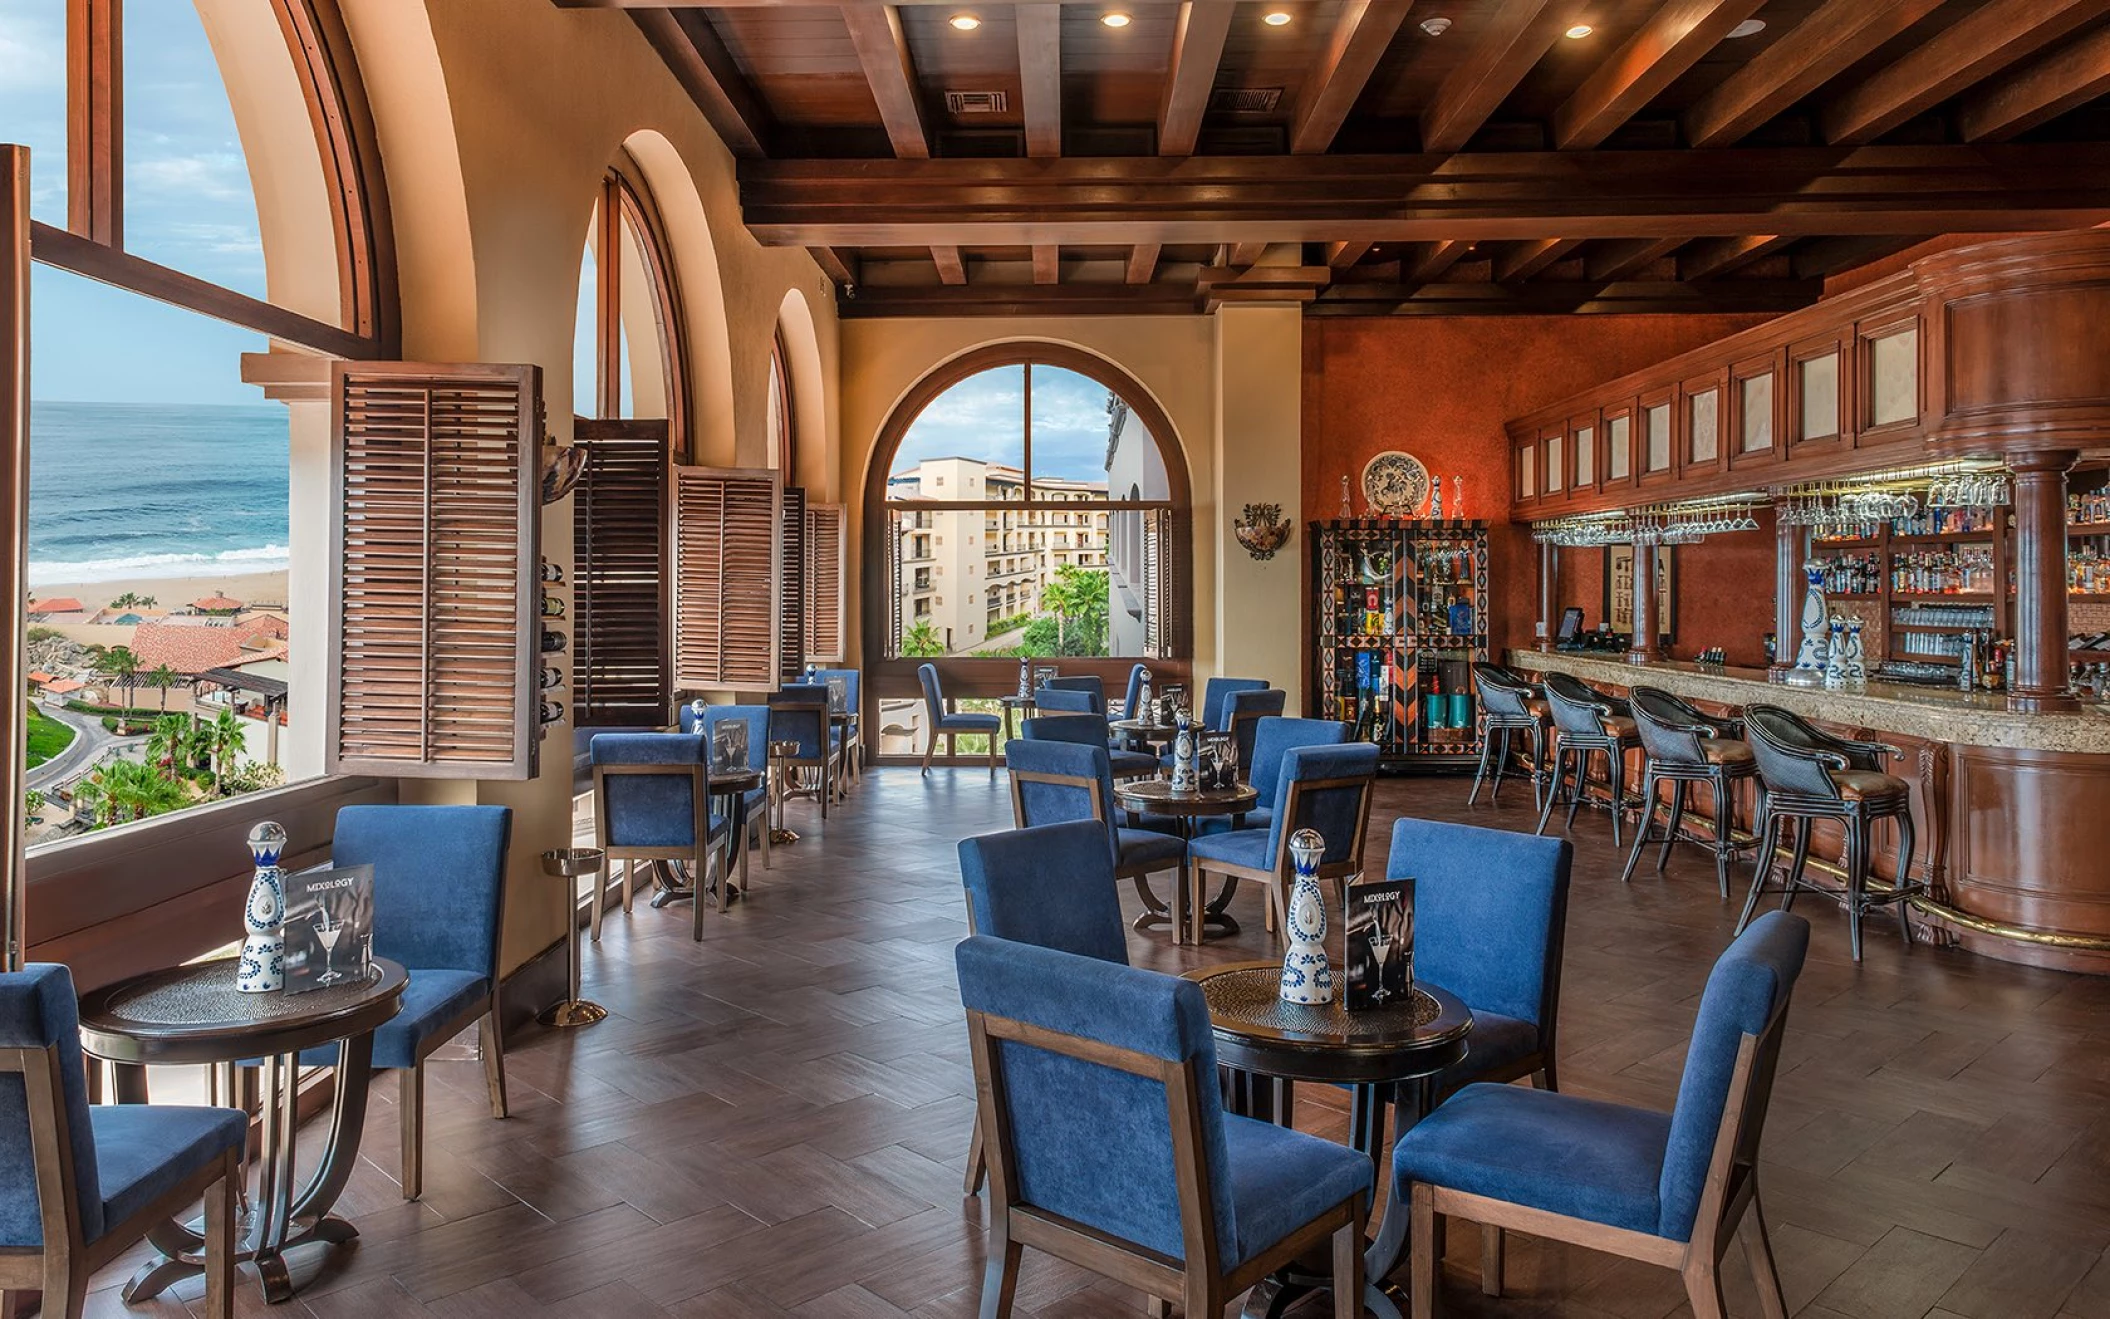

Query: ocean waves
left=29, top=543, right=292, bottom=588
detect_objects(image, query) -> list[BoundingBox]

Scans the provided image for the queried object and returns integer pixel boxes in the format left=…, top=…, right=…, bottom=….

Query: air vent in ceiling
left=1210, top=87, right=1282, bottom=114
left=945, top=90, right=1010, bottom=115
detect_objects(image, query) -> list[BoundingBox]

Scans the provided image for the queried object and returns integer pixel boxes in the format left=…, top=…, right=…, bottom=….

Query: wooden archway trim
left=858, top=342, right=1196, bottom=735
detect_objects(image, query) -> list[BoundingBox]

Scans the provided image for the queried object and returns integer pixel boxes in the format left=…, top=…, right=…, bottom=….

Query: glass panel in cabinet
left=1739, top=374, right=1773, bottom=453
left=1544, top=436, right=1563, bottom=492
left=1607, top=415, right=1630, bottom=480
left=1688, top=389, right=1718, bottom=464
left=1869, top=328, right=1917, bottom=427
left=1574, top=426, right=1594, bottom=485
left=1799, top=352, right=1840, bottom=440
left=1645, top=403, right=1671, bottom=472
left=1518, top=445, right=1535, bottom=499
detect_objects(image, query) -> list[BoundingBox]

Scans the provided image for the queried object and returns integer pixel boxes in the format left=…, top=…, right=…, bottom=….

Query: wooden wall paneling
left=1944, top=743, right=2110, bottom=973
left=1539, top=424, right=1566, bottom=500
left=1727, top=348, right=1786, bottom=473
left=1854, top=310, right=1923, bottom=448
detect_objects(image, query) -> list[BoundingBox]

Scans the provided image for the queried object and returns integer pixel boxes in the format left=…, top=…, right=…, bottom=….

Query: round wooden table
left=78, top=956, right=407, bottom=1304
left=997, top=694, right=1035, bottom=741
left=1108, top=716, right=1176, bottom=751
left=1183, top=962, right=1472, bottom=1319
left=709, top=767, right=764, bottom=907
left=1113, top=779, right=1257, bottom=943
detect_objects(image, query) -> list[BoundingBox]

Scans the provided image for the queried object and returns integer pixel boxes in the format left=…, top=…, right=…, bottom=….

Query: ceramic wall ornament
left=1278, top=830, right=1334, bottom=1005
left=238, top=821, right=288, bottom=993
left=1361, top=451, right=1431, bottom=518
left=1234, top=503, right=1293, bottom=560
left=1338, top=475, right=1354, bottom=520
left=539, top=445, right=586, bottom=505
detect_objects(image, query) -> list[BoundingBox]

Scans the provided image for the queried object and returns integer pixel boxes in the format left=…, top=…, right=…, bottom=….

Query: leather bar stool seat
left=1535, top=672, right=1642, bottom=848
left=1737, top=704, right=1923, bottom=962
left=1468, top=662, right=1552, bottom=812
left=1620, top=688, right=1760, bottom=897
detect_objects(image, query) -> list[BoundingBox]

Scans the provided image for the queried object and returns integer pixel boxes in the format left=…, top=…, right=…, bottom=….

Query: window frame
left=578, top=163, right=690, bottom=442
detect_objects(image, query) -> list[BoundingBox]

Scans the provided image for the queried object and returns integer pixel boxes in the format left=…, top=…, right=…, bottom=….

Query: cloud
left=0, top=10, right=67, bottom=91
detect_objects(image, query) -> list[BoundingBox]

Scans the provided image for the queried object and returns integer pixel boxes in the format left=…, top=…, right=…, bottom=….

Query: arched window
left=862, top=345, right=1190, bottom=755
left=766, top=328, right=794, bottom=474
left=572, top=165, right=687, bottom=433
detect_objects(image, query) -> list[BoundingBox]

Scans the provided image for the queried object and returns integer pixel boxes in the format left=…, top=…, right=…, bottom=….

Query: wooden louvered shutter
left=1141, top=506, right=1191, bottom=660
left=885, top=510, right=902, bottom=660
left=804, top=503, right=845, bottom=663
left=672, top=465, right=781, bottom=690
left=573, top=418, right=669, bottom=725
left=779, top=485, right=806, bottom=683
left=328, top=362, right=541, bottom=779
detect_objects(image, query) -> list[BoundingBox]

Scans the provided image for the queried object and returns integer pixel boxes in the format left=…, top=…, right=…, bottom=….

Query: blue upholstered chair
left=770, top=683, right=841, bottom=816
left=1161, top=683, right=1287, bottom=773
left=956, top=820, right=1129, bottom=1194
left=1022, top=712, right=1158, bottom=780
left=1029, top=685, right=1098, bottom=715
left=1388, top=818, right=1573, bottom=1102
left=1392, top=912, right=1809, bottom=1317
left=1199, top=676, right=1269, bottom=732
left=705, top=704, right=773, bottom=876
left=1120, top=663, right=1149, bottom=719
left=593, top=733, right=728, bottom=940
left=918, top=662, right=1002, bottom=778
left=958, top=936, right=1370, bottom=1318
left=1188, top=742, right=1378, bottom=945
left=1038, top=674, right=1105, bottom=713
left=1006, top=738, right=1188, bottom=928
left=330, top=805, right=512, bottom=1202
left=0, top=965, right=244, bottom=1316
left=1197, top=715, right=1351, bottom=839
left=811, top=667, right=863, bottom=786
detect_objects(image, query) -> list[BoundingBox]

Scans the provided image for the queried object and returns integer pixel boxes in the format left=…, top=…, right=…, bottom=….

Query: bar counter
left=1510, top=649, right=2110, bottom=975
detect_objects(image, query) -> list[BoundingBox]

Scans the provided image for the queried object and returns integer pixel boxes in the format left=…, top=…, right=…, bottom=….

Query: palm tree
left=97, top=645, right=142, bottom=716
left=146, top=715, right=191, bottom=781
left=91, top=759, right=187, bottom=825
left=147, top=664, right=178, bottom=712
left=67, top=774, right=103, bottom=828
left=209, top=708, right=247, bottom=795
left=1039, top=568, right=1101, bottom=650
left=111, top=591, right=138, bottom=610
left=901, top=619, right=944, bottom=658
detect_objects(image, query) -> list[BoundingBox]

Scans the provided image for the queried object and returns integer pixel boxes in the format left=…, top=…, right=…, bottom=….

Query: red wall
left=1301, top=314, right=1770, bottom=668
left=1552, top=506, right=1779, bottom=668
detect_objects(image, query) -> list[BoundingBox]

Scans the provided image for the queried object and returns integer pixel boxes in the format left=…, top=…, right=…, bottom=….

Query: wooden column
left=2, top=146, right=31, bottom=970
left=1771, top=511, right=1801, bottom=674
left=2009, top=449, right=2079, bottom=714
left=1628, top=538, right=1660, bottom=663
left=1536, top=537, right=1556, bottom=651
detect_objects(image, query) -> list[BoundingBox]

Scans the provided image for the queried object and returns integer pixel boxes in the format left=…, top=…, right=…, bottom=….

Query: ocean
left=28, top=400, right=290, bottom=587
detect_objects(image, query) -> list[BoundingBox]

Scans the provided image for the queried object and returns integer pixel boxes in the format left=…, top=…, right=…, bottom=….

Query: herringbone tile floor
left=87, top=767, right=2110, bottom=1317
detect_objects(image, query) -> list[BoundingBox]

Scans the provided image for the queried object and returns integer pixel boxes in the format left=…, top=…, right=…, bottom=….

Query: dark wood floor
left=90, top=767, right=2110, bottom=1318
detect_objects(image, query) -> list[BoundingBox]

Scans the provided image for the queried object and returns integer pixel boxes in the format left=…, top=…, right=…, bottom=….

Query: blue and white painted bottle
left=1278, top=830, right=1334, bottom=1006
left=238, top=821, right=288, bottom=993
left=1170, top=712, right=1195, bottom=792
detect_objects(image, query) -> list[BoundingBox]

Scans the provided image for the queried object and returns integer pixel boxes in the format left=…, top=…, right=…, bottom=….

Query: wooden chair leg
left=1738, top=1188, right=1791, bottom=1319
left=760, top=812, right=772, bottom=870
left=989, top=732, right=999, bottom=781
left=204, top=1151, right=235, bottom=1319
left=1480, top=1223, right=1503, bottom=1297
left=590, top=865, right=605, bottom=943
left=964, top=1113, right=987, bottom=1194
left=1409, top=1184, right=1437, bottom=1319
left=978, top=1228, right=1023, bottom=1319
left=1333, top=1209, right=1366, bottom=1319
left=1143, top=1298, right=1170, bottom=1318
left=1681, top=1253, right=1728, bottom=1319
left=400, top=1063, right=424, bottom=1200
left=39, top=1260, right=84, bottom=1319
left=621, top=852, right=635, bottom=913
left=922, top=726, right=937, bottom=776
left=482, top=1006, right=508, bottom=1118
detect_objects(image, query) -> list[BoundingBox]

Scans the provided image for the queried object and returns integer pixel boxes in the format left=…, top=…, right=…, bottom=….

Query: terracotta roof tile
left=129, top=618, right=291, bottom=676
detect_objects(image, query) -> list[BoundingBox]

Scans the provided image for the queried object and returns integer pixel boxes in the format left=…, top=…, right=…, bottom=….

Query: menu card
left=712, top=718, right=751, bottom=775
left=282, top=864, right=375, bottom=994
left=1343, top=876, right=1413, bottom=1010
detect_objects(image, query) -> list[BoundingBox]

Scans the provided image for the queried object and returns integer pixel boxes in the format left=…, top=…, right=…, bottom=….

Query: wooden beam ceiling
left=808, top=246, right=861, bottom=286
left=842, top=5, right=930, bottom=158
left=1326, top=240, right=1374, bottom=268
left=628, top=9, right=773, bottom=158
left=1820, top=0, right=2110, bottom=146
left=739, top=145, right=2110, bottom=246
left=1031, top=245, right=1061, bottom=284
left=1310, top=278, right=1823, bottom=317
left=1676, top=234, right=1791, bottom=280
left=1493, top=237, right=1581, bottom=281
left=1404, top=240, right=1473, bottom=281
left=1418, top=0, right=1559, bottom=154
left=931, top=245, right=967, bottom=283
left=1584, top=237, right=1683, bottom=281
left=1125, top=243, right=1161, bottom=284
left=1552, top=0, right=1768, bottom=150
left=1959, top=23, right=2110, bottom=142
left=1682, top=0, right=1944, bottom=149
left=1290, top=0, right=1414, bottom=155
left=1158, top=2, right=1236, bottom=156
left=1016, top=3, right=1061, bottom=158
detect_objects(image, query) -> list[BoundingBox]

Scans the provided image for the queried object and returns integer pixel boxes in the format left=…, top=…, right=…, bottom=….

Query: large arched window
left=766, top=327, right=794, bottom=474
left=571, top=164, right=687, bottom=433
left=862, top=345, right=1190, bottom=755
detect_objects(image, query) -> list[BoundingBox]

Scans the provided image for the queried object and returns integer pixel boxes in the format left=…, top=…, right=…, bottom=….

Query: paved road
left=26, top=705, right=137, bottom=792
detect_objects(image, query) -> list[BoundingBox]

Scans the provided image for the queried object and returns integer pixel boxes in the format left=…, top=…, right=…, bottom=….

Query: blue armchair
left=1038, top=674, right=1105, bottom=713
left=702, top=704, right=773, bottom=878
left=593, top=733, right=728, bottom=939
left=811, top=667, right=863, bottom=786
left=1392, top=912, right=1808, bottom=1317
left=1029, top=685, right=1098, bottom=715
left=770, top=683, right=841, bottom=816
left=1192, top=715, right=1349, bottom=839
left=328, top=805, right=512, bottom=1203
left=958, top=936, right=1370, bottom=1318
left=1120, top=663, right=1149, bottom=719
left=1022, top=711, right=1159, bottom=780
left=1006, top=738, right=1187, bottom=928
left=918, top=663, right=1002, bottom=778
left=0, top=965, right=244, bottom=1316
left=1199, top=676, right=1270, bottom=731
left=1187, top=742, right=1377, bottom=945
left=1160, top=683, right=1285, bottom=773
left=956, top=820, right=1129, bottom=1193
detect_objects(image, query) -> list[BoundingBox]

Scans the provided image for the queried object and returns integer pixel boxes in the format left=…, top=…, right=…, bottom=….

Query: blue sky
left=2, top=0, right=271, bottom=406
left=892, top=364, right=1135, bottom=484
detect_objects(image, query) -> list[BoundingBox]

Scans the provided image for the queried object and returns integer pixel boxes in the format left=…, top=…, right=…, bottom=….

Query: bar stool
left=1620, top=688, right=1757, bottom=897
left=1737, top=704, right=1921, bottom=962
left=1468, top=662, right=1549, bottom=810
left=1535, top=672, right=1640, bottom=848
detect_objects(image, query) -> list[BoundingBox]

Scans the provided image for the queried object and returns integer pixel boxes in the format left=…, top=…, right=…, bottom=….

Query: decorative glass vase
left=1793, top=564, right=1829, bottom=672
left=238, top=821, right=287, bottom=993
left=1278, top=830, right=1333, bottom=1005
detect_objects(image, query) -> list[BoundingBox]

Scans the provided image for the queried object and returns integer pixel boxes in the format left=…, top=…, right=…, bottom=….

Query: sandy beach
left=27, top=570, right=291, bottom=646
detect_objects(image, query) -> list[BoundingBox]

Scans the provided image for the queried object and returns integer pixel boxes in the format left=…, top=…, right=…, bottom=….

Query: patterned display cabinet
left=1310, top=519, right=1491, bottom=771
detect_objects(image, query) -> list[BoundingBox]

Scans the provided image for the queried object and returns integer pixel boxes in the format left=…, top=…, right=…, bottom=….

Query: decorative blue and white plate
left=1361, top=450, right=1430, bottom=517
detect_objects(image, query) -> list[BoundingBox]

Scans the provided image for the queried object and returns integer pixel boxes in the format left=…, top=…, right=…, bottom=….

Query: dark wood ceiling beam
left=1790, top=235, right=1922, bottom=280
left=810, top=247, right=861, bottom=286
left=1584, top=237, right=1683, bottom=281
left=1682, top=0, right=1943, bottom=148
left=739, top=144, right=2110, bottom=245
left=1016, top=3, right=1063, bottom=157
left=1404, top=240, right=1472, bottom=281
left=1032, top=245, right=1062, bottom=284
left=1158, top=2, right=1237, bottom=156
left=1958, top=23, right=2110, bottom=142
left=841, top=283, right=1202, bottom=317
left=1676, top=234, right=1791, bottom=280
left=629, top=9, right=774, bottom=158
left=1493, top=237, right=1581, bottom=281
left=932, top=245, right=966, bottom=284
left=1290, top=0, right=1414, bottom=154
left=1820, top=0, right=2110, bottom=146
left=1326, top=240, right=1374, bottom=268
left=842, top=5, right=930, bottom=158
left=1228, top=241, right=1268, bottom=266
left=1418, top=0, right=1559, bottom=154
left=1552, top=0, right=1769, bottom=150
left=1310, top=278, right=1823, bottom=317
left=1126, top=243, right=1162, bottom=284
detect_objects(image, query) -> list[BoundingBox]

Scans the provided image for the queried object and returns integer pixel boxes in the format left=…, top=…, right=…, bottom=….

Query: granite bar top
left=1508, top=649, right=2110, bottom=755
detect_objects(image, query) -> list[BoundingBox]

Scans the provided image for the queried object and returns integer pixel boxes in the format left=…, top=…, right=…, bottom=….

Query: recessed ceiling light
left=949, top=12, right=980, bottom=29
left=1726, top=18, right=1766, bottom=37
left=1263, top=10, right=1293, bottom=25
left=1564, top=23, right=1594, bottom=39
left=1101, top=11, right=1131, bottom=26
left=1419, top=16, right=1452, bottom=36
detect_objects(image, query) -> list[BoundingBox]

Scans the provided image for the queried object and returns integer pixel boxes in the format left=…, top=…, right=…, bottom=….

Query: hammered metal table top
left=1184, top=962, right=1472, bottom=1074
left=710, top=769, right=764, bottom=792
left=1109, top=719, right=1177, bottom=736
left=78, top=956, right=407, bottom=1065
left=1115, top=780, right=1259, bottom=816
